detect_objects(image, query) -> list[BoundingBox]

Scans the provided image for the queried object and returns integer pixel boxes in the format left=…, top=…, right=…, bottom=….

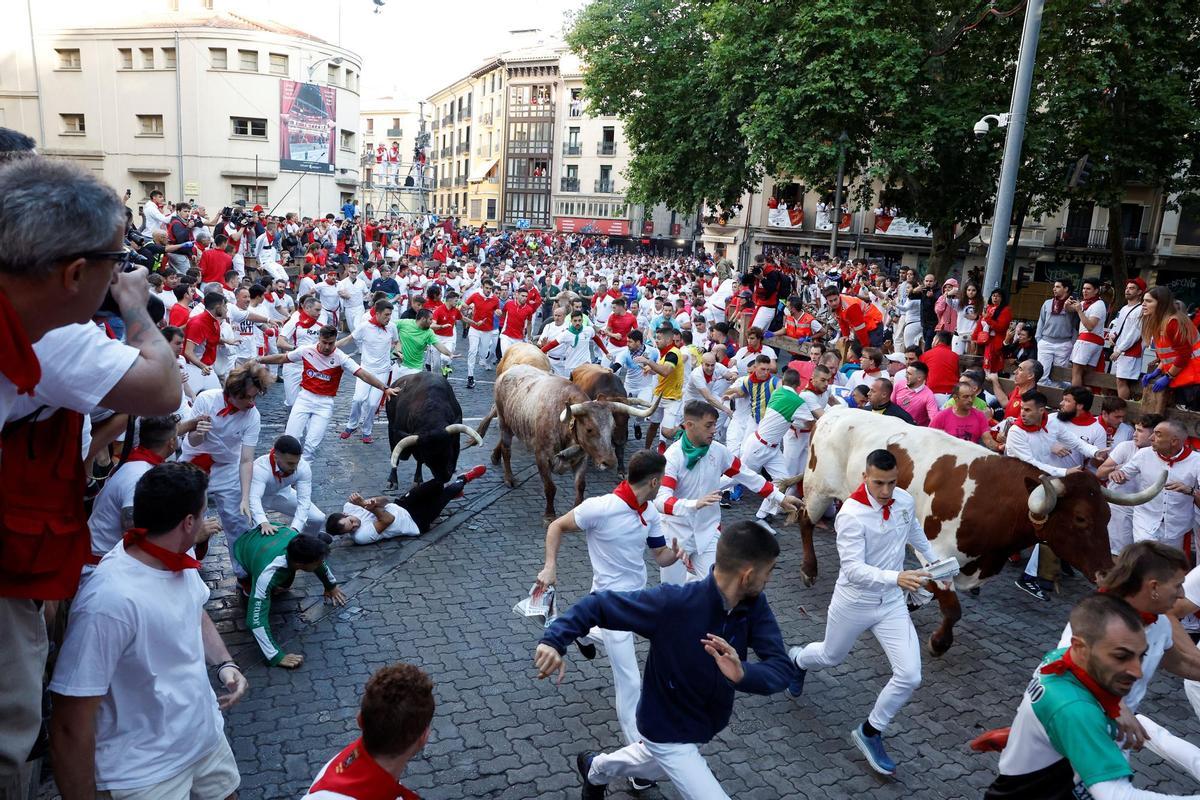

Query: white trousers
left=499, top=334, right=521, bottom=355
left=741, top=436, right=788, bottom=519
left=1037, top=339, right=1073, bottom=378
left=436, top=334, right=455, bottom=367
left=1108, top=506, right=1134, bottom=556
left=750, top=305, right=775, bottom=333
left=1132, top=522, right=1187, bottom=553
left=902, top=320, right=923, bottom=348
left=466, top=328, right=497, bottom=377
left=346, top=370, right=388, bottom=437
left=782, top=428, right=809, bottom=487
left=209, top=463, right=249, bottom=578
left=724, top=413, right=750, bottom=455
left=261, top=489, right=325, bottom=535
left=796, top=591, right=922, bottom=732
left=282, top=363, right=302, bottom=406
left=589, top=739, right=730, bottom=800
left=344, top=306, right=365, bottom=335
left=285, top=393, right=335, bottom=461
left=586, top=627, right=642, bottom=746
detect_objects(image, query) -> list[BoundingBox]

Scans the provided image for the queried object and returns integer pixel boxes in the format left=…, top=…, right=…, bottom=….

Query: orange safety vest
left=784, top=311, right=816, bottom=340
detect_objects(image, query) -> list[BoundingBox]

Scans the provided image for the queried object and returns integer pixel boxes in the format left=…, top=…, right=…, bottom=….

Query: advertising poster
left=280, top=80, right=337, bottom=174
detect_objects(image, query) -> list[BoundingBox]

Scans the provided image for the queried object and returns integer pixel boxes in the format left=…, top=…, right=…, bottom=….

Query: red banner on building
left=556, top=217, right=630, bottom=236
left=642, top=221, right=654, bottom=235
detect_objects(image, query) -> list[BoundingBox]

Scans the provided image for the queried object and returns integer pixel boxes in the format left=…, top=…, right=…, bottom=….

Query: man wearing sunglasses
left=0, top=152, right=182, bottom=800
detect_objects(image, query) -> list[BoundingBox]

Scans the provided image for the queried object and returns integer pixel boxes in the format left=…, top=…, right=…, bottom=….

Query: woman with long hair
left=1141, top=285, right=1200, bottom=408
left=955, top=282, right=981, bottom=355
left=978, top=288, right=1011, bottom=373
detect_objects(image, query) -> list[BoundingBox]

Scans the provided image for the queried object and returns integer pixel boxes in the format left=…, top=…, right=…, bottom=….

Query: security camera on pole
left=979, top=0, right=1045, bottom=296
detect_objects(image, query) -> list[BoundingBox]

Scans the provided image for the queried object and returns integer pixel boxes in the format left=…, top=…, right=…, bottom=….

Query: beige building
left=358, top=99, right=424, bottom=218
left=3, top=2, right=362, bottom=219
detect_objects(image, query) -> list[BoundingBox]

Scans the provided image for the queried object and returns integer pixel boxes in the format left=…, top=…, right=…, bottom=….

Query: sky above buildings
left=39, top=0, right=587, bottom=105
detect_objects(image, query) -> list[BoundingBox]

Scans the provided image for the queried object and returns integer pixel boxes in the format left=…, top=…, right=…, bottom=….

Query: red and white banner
left=814, top=210, right=851, bottom=232
left=767, top=203, right=804, bottom=229
left=873, top=213, right=931, bottom=237
left=555, top=217, right=629, bottom=236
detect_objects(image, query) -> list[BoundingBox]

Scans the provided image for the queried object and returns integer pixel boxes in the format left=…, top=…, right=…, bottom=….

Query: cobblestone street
left=184, top=341, right=1200, bottom=799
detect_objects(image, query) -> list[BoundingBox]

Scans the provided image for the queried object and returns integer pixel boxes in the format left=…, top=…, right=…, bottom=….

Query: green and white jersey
left=754, top=385, right=805, bottom=446
left=233, top=526, right=337, bottom=666
left=995, top=648, right=1131, bottom=794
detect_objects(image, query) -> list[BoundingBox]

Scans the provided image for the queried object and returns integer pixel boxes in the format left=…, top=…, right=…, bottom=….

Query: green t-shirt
left=395, top=318, right=439, bottom=369
left=996, top=647, right=1132, bottom=791
left=942, top=395, right=989, bottom=412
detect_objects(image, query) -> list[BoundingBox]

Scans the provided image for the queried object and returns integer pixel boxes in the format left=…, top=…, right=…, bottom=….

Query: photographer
left=165, top=201, right=197, bottom=274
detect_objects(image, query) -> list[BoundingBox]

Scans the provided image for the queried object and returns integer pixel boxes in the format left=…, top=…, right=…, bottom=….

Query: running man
left=339, top=298, right=399, bottom=444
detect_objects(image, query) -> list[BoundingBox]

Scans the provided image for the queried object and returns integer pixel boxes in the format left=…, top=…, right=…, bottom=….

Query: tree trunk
left=1003, top=195, right=1031, bottom=290
left=928, top=222, right=982, bottom=283
left=1107, top=203, right=1128, bottom=287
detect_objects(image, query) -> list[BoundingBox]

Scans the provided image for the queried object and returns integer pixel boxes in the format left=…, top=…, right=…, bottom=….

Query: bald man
left=1110, top=420, right=1199, bottom=552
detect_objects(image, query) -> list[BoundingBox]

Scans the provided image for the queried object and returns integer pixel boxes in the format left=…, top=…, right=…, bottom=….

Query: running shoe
left=576, top=752, right=605, bottom=799
left=458, top=465, right=487, bottom=483
left=852, top=724, right=896, bottom=776
left=467, top=377, right=476, bottom=389
left=786, top=646, right=807, bottom=698
left=339, top=428, right=354, bottom=440
left=361, top=435, right=373, bottom=444
left=1015, top=574, right=1051, bottom=602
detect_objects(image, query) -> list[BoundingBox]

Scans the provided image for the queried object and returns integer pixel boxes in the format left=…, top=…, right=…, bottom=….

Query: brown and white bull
left=792, top=407, right=1165, bottom=655
left=490, top=364, right=658, bottom=519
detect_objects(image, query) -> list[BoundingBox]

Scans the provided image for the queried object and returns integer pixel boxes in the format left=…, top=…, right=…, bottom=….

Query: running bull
left=788, top=406, right=1164, bottom=655
left=385, top=372, right=483, bottom=489
left=570, top=363, right=651, bottom=477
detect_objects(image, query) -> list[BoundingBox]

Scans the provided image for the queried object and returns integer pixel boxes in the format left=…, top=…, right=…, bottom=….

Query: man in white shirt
left=740, top=369, right=807, bottom=531
left=682, top=352, right=736, bottom=418
left=337, top=264, right=370, bottom=333
left=140, top=189, right=170, bottom=237
left=783, top=364, right=838, bottom=496
left=245, top=435, right=325, bottom=536
left=226, top=286, right=271, bottom=368
left=533, top=451, right=688, bottom=757
left=255, top=220, right=287, bottom=285
left=1069, top=277, right=1107, bottom=389
left=339, top=299, right=399, bottom=444
left=276, top=295, right=326, bottom=406
left=1108, top=278, right=1147, bottom=400
left=50, top=463, right=247, bottom=800
left=1110, top=419, right=1199, bottom=552
left=1097, top=415, right=1162, bottom=555
left=315, top=269, right=344, bottom=328
left=326, top=465, right=486, bottom=544
left=1044, top=386, right=1108, bottom=472
left=788, top=448, right=937, bottom=777
left=731, top=327, right=777, bottom=375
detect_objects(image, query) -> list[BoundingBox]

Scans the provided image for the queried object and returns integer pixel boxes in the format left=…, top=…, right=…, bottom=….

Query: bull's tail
left=476, top=405, right=497, bottom=438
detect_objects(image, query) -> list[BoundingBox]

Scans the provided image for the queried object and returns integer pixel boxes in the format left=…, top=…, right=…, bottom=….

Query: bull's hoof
left=542, top=511, right=556, bottom=523
left=800, top=569, right=817, bottom=588
left=490, top=451, right=502, bottom=466
left=503, top=475, right=516, bottom=489
left=928, top=633, right=953, bottom=657
left=385, top=481, right=397, bottom=491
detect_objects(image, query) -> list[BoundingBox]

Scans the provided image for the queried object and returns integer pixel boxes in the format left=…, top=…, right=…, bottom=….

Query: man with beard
left=1046, top=386, right=1108, bottom=473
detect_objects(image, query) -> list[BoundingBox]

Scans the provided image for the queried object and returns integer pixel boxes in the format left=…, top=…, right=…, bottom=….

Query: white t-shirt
left=226, top=304, right=261, bottom=361
left=87, top=460, right=156, bottom=562
left=338, top=277, right=369, bottom=313
left=179, top=388, right=261, bottom=466
left=352, top=316, right=400, bottom=374
left=49, top=543, right=223, bottom=791
left=573, top=493, right=665, bottom=593
left=3, top=323, right=140, bottom=426
left=345, top=501, right=419, bottom=544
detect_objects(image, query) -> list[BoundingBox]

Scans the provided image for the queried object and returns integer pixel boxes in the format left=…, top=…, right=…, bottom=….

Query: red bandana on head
left=849, top=483, right=894, bottom=520
left=1158, top=446, right=1192, bottom=467
left=612, top=480, right=648, bottom=526
left=1039, top=648, right=1121, bottom=719
left=122, top=528, right=202, bottom=572
left=0, top=289, right=42, bottom=395
left=217, top=394, right=251, bottom=417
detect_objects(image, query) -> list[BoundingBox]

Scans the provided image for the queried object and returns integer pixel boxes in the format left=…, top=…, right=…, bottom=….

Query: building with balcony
left=427, top=73, right=473, bottom=223
left=358, top=99, right=423, bottom=218
left=4, top=0, right=362, bottom=219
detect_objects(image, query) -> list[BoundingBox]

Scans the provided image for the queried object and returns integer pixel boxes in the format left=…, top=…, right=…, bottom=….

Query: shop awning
left=467, top=156, right=500, bottom=183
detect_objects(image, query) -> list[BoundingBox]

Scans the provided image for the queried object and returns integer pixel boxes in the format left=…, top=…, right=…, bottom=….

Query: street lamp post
left=829, top=131, right=849, bottom=259
left=981, top=0, right=1045, bottom=295
left=306, top=56, right=344, bottom=84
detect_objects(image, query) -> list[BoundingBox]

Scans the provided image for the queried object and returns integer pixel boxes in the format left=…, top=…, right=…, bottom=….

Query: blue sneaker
left=786, top=645, right=806, bottom=698
left=851, top=724, right=896, bottom=776
left=729, top=484, right=744, bottom=503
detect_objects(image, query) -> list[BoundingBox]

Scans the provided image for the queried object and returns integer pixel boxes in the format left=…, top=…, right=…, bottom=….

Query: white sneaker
left=754, top=518, right=777, bottom=536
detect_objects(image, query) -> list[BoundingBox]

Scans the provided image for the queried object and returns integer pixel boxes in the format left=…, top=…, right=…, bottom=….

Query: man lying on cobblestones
left=325, top=465, right=486, bottom=545
left=234, top=525, right=346, bottom=669
left=50, top=463, right=247, bottom=800
left=533, top=520, right=792, bottom=800
left=303, top=662, right=434, bottom=800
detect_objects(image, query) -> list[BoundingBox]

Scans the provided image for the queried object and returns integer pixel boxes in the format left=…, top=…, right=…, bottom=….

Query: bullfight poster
left=280, top=80, right=336, bottom=175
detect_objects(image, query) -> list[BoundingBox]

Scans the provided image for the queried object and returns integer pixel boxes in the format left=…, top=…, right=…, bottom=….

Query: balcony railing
left=431, top=118, right=440, bottom=131
left=460, top=105, right=471, bottom=119
left=439, top=147, right=451, bottom=158
left=563, top=143, right=582, bottom=157
left=594, top=179, right=616, bottom=193
left=568, top=102, right=584, bottom=118
left=454, top=176, right=466, bottom=187
left=507, top=175, right=551, bottom=191
left=509, top=101, right=556, bottom=118
left=597, top=141, right=616, bottom=156
left=442, top=114, right=454, bottom=126
left=486, top=175, right=499, bottom=184
left=386, top=127, right=402, bottom=137
left=1055, top=227, right=1148, bottom=252
left=438, top=177, right=451, bottom=188
left=560, top=177, right=580, bottom=192
left=507, top=140, right=552, bottom=155
left=456, top=142, right=471, bottom=155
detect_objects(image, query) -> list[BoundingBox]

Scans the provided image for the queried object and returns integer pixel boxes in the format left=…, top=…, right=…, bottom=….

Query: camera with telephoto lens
left=96, top=248, right=164, bottom=323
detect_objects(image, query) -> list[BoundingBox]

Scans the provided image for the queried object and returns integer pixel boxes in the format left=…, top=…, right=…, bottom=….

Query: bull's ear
left=1023, top=476, right=1041, bottom=494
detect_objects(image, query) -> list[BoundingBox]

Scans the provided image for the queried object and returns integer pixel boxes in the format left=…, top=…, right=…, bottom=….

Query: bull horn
left=1027, top=476, right=1063, bottom=520
left=445, top=423, right=483, bottom=448
left=559, top=402, right=588, bottom=423
left=1103, top=469, right=1168, bottom=507
left=389, top=434, right=420, bottom=467
left=608, top=393, right=661, bottom=419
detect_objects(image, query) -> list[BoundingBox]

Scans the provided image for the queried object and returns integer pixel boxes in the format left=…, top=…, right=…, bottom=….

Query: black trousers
left=396, top=477, right=466, bottom=533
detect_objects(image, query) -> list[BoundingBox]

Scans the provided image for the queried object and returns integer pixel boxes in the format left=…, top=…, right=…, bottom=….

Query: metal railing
left=442, top=114, right=454, bottom=126
left=597, top=141, right=616, bottom=156
left=456, top=142, right=471, bottom=155
left=568, top=103, right=584, bottom=118
left=560, top=177, right=580, bottom=192
left=454, top=175, right=466, bottom=186
left=563, top=143, right=582, bottom=157
left=386, top=127, right=402, bottom=137
left=594, top=179, right=616, bottom=193
left=507, top=175, right=551, bottom=190
left=1054, top=227, right=1148, bottom=252
left=439, top=147, right=452, bottom=158
left=438, top=177, right=451, bottom=187
left=460, top=105, right=471, bottom=119
left=509, top=102, right=555, bottom=118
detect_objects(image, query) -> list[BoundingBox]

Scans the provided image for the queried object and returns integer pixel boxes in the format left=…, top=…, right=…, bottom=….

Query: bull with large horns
left=384, top=372, right=483, bottom=489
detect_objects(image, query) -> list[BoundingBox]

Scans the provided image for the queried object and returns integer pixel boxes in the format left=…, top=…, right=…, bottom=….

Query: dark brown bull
left=570, top=363, right=649, bottom=477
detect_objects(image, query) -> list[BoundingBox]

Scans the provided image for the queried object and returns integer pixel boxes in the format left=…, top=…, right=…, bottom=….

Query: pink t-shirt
left=929, top=407, right=990, bottom=443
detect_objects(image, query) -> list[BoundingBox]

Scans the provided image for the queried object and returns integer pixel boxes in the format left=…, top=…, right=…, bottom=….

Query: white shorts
left=97, top=735, right=239, bottom=800
left=650, top=397, right=682, bottom=428
left=1070, top=339, right=1102, bottom=368
left=1113, top=352, right=1145, bottom=380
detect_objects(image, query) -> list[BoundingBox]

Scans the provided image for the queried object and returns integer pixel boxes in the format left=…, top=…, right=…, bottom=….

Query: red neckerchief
left=1039, top=649, right=1121, bottom=719
left=122, top=528, right=202, bottom=572
left=1100, top=417, right=1118, bottom=439
left=1097, top=588, right=1158, bottom=626
left=1069, top=411, right=1097, bottom=427
left=1051, top=297, right=1066, bottom=315
left=369, top=309, right=386, bottom=328
left=703, top=370, right=713, bottom=384
left=264, top=230, right=275, bottom=245
left=297, top=310, right=321, bottom=329
left=217, top=394, right=251, bottom=417
left=748, top=372, right=771, bottom=384
left=1014, top=413, right=1047, bottom=433
left=613, top=480, right=648, bottom=526
left=1081, top=297, right=1098, bottom=312
left=0, top=288, right=42, bottom=395
left=1158, top=445, right=1192, bottom=467
left=268, top=448, right=287, bottom=482
left=746, top=343, right=761, bottom=354
left=123, top=446, right=166, bottom=467
left=849, top=483, right=893, bottom=520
